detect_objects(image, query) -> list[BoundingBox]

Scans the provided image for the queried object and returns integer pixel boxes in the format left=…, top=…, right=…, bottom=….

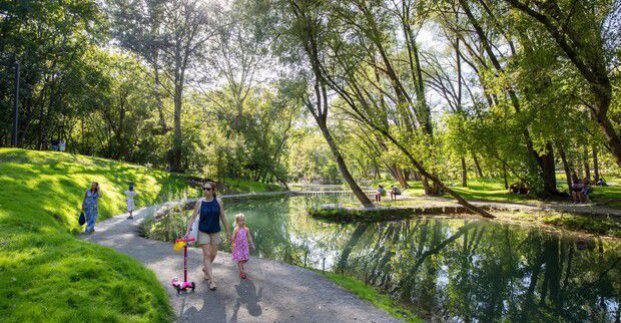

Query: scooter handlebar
left=176, top=236, right=196, bottom=243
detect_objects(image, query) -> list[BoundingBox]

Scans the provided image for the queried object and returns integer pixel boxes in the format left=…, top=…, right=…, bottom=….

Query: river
left=221, top=195, right=620, bottom=322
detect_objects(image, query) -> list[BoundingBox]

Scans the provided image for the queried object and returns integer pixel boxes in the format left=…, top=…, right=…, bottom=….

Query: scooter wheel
left=191, top=282, right=196, bottom=291
left=175, top=286, right=181, bottom=294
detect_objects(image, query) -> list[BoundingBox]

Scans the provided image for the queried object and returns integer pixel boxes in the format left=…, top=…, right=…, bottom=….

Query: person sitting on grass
left=570, top=175, right=585, bottom=203
left=582, top=178, right=592, bottom=203
left=390, top=185, right=401, bottom=201
left=231, top=213, right=255, bottom=279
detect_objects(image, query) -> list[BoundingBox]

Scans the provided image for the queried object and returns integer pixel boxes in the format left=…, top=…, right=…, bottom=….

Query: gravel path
left=82, top=205, right=398, bottom=323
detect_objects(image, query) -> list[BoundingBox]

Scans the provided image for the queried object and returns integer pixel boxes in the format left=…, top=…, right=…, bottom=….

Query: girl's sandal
left=202, top=268, right=210, bottom=281
left=240, top=273, right=247, bottom=279
left=209, top=280, right=217, bottom=291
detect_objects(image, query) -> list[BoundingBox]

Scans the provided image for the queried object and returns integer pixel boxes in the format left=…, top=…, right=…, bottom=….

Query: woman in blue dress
left=82, top=182, right=100, bottom=234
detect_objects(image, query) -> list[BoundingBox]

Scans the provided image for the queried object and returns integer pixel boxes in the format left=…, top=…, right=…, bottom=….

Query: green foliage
left=0, top=148, right=195, bottom=322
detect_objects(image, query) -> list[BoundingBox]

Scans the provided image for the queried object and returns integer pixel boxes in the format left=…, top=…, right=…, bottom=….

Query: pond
left=154, top=195, right=621, bottom=322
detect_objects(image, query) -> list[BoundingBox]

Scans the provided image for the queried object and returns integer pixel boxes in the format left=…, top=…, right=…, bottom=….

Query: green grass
left=374, top=177, right=621, bottom=206
left=223, top=178, right=283, bottom=194
left=319, top=271, right=422, bottom=322
left=538, top=213, right=621, bottom=237
left=0, top=148, right=196, bottom=322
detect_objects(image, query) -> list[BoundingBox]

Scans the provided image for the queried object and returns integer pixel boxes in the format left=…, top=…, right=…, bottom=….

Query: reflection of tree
left=337, top=218, right=621, bottom=322
left=227, top=197, right=621, bottom=322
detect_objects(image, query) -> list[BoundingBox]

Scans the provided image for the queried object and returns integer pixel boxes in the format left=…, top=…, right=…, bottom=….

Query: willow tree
left=283, top=0, right=494, bottom=217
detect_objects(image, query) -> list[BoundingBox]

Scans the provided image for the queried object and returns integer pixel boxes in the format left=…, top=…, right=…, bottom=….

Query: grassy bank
left=319, top=271, right=422, bottom=322
left=374, top=177, right=621, bottom=206
left=0, top=148, right=195, bottom=322
left=223, top=178, right=283, bottom=194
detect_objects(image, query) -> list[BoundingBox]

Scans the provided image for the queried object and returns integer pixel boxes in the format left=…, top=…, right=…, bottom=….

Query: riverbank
left=309, top=197, right=621, bottom=238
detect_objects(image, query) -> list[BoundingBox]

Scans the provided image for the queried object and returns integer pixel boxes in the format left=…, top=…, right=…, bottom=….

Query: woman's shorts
left=198, top=231, right=220, bottom=245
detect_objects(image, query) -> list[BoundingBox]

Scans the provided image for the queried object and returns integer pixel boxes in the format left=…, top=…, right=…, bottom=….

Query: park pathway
left=82, top=204, right=398, bottom=323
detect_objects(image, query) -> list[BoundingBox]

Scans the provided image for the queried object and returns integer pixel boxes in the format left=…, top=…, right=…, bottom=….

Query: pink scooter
left=171, top=236, right=196, bottom=294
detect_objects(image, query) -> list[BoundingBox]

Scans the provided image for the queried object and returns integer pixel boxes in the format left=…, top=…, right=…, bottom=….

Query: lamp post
left=2, top=61, right=20, bottom=147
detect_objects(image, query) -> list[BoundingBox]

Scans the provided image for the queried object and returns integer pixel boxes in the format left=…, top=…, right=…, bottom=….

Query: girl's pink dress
left=232, top=227, right=250, bottom=262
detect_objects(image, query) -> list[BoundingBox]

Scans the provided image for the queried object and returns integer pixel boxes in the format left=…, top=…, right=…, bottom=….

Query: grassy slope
left=319, top=271, right=422, bottom=322
left=0, top=148, right=194, bottom=322
left=223, top=178, right=283, bottom=194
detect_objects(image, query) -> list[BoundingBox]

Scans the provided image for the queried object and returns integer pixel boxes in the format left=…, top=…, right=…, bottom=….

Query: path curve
left=83, top=205, right=398, bottom=323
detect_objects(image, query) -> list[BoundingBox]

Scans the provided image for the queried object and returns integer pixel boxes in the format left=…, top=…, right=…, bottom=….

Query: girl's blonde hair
left=234, top=213, right=246, bottom=227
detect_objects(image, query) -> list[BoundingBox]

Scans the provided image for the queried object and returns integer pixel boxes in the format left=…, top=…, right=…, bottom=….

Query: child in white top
left=125, top=185, right=136, bottom=219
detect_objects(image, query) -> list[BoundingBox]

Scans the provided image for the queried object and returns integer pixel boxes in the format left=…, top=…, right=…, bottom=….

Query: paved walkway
left=83, top=205, right=398, bottom=323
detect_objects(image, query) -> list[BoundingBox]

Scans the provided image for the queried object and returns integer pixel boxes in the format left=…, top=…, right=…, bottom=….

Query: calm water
left=223, top=196, right=620, bottom=322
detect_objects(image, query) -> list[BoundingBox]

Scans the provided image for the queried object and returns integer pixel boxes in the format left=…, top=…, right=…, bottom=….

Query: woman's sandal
left=202, top=268, right=211, bottom=281
left=209, top=280, right=217, bottom=291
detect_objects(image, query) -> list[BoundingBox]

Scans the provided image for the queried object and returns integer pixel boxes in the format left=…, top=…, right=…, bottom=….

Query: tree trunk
left=370, top=125, right=494, bottom=218
left=502, top=163, right=509, bottom=189
left=473, top=152, right=484, bottom=178
left=388, top=164, right=409, bottom=189
left=153, top=60, right=168, bottom=133
left=461, top=156, right=467, bottom=187
left=171, top=81, right=183, bottom=172
left=558, top=144, right=573, bottom=190
left=583, top=146, right=591, bottom=181
left=541, top=142, right=558, bottom=196
left=317, top=121, right=374, bottom=208
left=592, top=146, right=599, bottom=182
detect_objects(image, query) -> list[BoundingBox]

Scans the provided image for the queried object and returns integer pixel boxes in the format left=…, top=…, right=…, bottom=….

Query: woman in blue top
left=186, top=182, right=231, bottom=290
left=82, top=182, right=100, bottom=234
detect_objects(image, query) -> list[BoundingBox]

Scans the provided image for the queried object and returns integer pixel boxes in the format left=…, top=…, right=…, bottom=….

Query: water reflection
left=225, top=196, right=621, bottom=322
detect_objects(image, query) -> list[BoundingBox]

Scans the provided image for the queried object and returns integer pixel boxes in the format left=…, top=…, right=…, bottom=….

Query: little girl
left=125, top=185, right=136, bottom=219
left=231, top=213, right=254, bottom=279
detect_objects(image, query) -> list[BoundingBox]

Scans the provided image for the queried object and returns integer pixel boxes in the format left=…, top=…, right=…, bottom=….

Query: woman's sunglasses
left=203, top=187, right=212, bottom=191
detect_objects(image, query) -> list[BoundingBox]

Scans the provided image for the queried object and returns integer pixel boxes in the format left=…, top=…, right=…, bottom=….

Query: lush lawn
left=319, top=271, right=422, bottom=323
left=223, top=178, right=283, bottom=194
left=0, top=148, right=196, bottom=322
left=373, top=177, right=621, bottom=207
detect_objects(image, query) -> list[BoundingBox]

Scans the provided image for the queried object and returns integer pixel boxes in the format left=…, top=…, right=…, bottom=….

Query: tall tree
left=503, top=0, right=621, bottom=166
left=108, top=0, right=215, bottom=171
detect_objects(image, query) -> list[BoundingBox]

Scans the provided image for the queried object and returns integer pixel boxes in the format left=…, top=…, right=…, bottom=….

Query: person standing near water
left=125, top=184, right=136, bottom=219
left=186, top=182, right=231, bottom=291
left=82, top=182, right=100, bottom=234
left=231, top=213, right=255, bottom=279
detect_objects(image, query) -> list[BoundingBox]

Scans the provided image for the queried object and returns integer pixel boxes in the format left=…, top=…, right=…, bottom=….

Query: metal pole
left=11, top=62, right=19, bottom=147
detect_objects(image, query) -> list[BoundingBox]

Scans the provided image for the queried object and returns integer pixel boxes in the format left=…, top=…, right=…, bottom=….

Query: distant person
left=375, top=185, right=386, bottom=202
left=390, top=185, right=401, bottom=201
left=50, top=139, right=59, bottom=151
left=570, top=175, right=585, bottom=203
left=82, top=182, right=100, bottom=234
left=582, top=178, right=592, bottom=203
left=125, top=185, right=136, bottom=219
left=231, top=213, right=255, bottom=279
left=59, top=140, right=66, bottom=152
left=185, top=182, right=231, bottom=291
left=597, top=177, right=607, bottom=186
